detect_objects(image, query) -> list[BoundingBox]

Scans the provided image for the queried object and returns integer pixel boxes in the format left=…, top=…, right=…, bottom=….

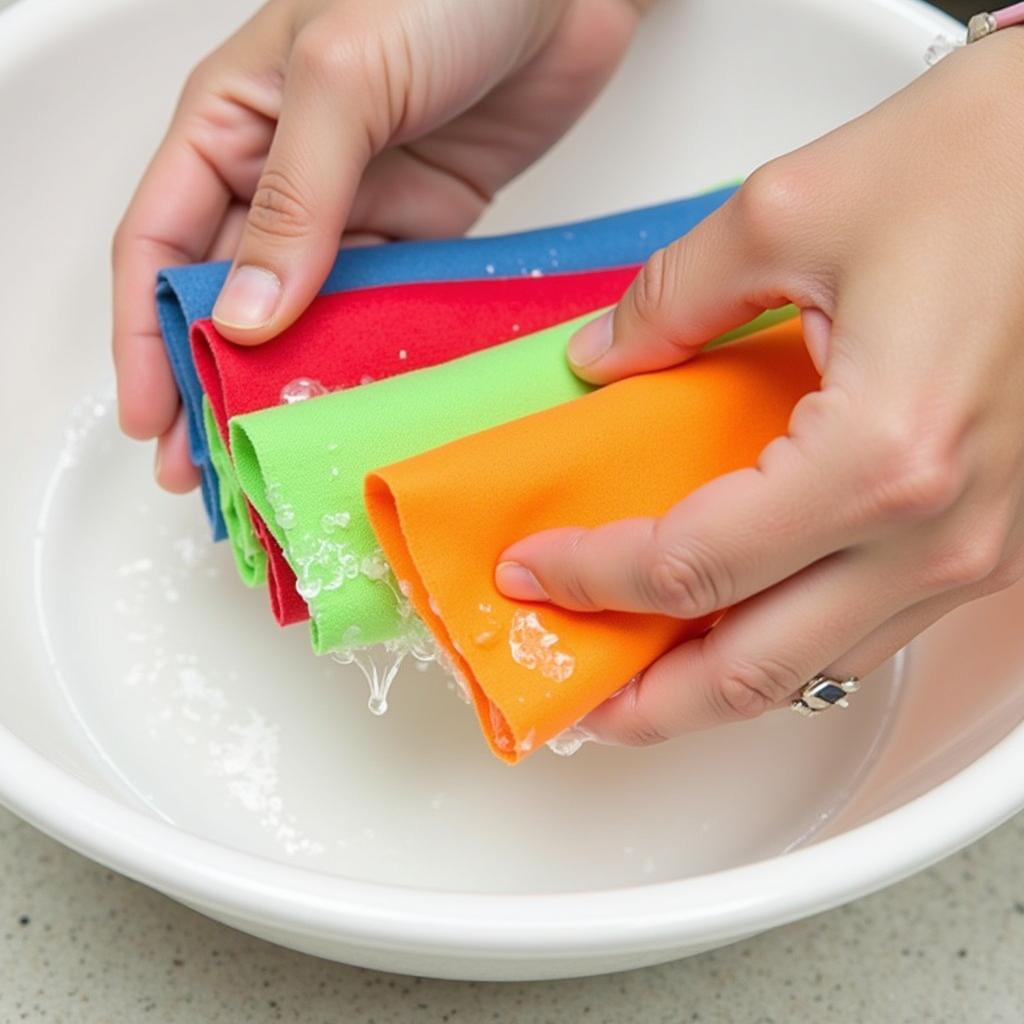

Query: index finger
left=495, top=386, right=875, bottom=621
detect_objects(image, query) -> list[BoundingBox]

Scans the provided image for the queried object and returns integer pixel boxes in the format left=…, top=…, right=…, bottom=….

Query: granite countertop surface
left=2, top=805, right=1023, bottom=1023
left=6, top=0, right=1022, bottom=1020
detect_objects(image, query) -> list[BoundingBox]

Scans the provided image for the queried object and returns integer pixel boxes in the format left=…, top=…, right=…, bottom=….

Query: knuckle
left=986, top=551, right=1024, bottom=593
left=180, top=57, right=217, bottom=104
left=642, top=533, right=732, bottom=618
left=716, top=655, right=804, bottom=721
left=247, top=169, right=315, bottom=242
left=925, top=529, right=1008, bottom=591
left=867, top=420, right=965, bottom=521
left=627, top=244, right=683, bottom=336
left=560, top=530, right=602, bottom=611
left=736, top=159, right=811, bottom=248
left=292, top=24, right=363, bottom=84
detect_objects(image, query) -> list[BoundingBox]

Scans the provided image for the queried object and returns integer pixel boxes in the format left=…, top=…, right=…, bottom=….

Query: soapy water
left=280, top=377, right=328, bottom=404
left=264, top=493, right=398, bottom=609
left=330, top=621, right=440, bottom=716
left=329, top=598, right=479, bottom=720
left=464, top=601, right=496, bottom=649
left=279, top=371, right=380, bottom=408
left=266, top=468, right=586, bottom=754
left=546, top=721, right=597, bottom=757
left=327, top=587, right=588, bottom=756
left=508, top=609, right=575, bottom=683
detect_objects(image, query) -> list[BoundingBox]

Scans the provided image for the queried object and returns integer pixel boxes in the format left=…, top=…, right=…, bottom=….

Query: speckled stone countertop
left=2, top=804, right=1023, bottom=1022
left=5, top=0, right=1020, bottom=1018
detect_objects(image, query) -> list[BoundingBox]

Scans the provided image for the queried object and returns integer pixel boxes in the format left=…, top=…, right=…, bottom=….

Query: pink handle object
left=926, top=3, right=1024, bottom=64
left=994, top=2, right=1024, bottom=29
left=968, top=3, right=1024, bottom=43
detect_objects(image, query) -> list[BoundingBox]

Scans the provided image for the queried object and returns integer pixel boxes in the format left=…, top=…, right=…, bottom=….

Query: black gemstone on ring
left=813, top=682, right=848, bottom=705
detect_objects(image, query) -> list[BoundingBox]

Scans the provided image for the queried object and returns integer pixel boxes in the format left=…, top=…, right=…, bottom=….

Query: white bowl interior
left=2, top=0, right=1022, bottom=954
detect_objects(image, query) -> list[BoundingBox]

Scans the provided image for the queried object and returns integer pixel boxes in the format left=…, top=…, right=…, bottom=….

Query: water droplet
left=546, top=722, right=595, bottom=757
left=925, top=34, right=961, bottom=66
left=508, top=609, right=576, bottom=681
left=517, top=728, right=537, bottom=753
left=331, top=630, right=425, bottom=717
left=545, top=650, right=576, bottom=683
left=473, top=601, right=499, bottom=647
left=265, top=482, right=297, bottom=529
left=490, top=702, right=514, bottom=751
left=280, top=377, right=328, bottom=404
left=319, top=511, right=351, bottom=534
left=359, top=551, right=391, bottom=581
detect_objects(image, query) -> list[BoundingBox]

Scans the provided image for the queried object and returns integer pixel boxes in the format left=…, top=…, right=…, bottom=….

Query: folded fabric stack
left=157, top=183, right=813, bottom=762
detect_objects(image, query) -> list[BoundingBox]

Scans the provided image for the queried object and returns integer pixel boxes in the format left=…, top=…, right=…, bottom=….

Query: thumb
left=212, top=30, right=382, bottom=344
left=567, top=169, right=803, bottom=384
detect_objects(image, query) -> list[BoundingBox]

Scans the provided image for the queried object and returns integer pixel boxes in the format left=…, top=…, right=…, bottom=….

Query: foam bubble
left=508, top=609, right=576, bottom=682
left=280, top=378, right=328, bottom=404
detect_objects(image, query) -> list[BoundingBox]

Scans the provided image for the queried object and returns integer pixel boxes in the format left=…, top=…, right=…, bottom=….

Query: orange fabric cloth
left=365, top=320, right=820, bottom=763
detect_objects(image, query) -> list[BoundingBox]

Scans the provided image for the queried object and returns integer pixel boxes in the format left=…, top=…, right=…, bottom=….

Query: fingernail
left=608, top=674, right=642, bottom=702
left=495, top=561, right=549, bottom=601
left=568, top=310, right=614, bottom=368
left=213, top=265, right=281, bottom=329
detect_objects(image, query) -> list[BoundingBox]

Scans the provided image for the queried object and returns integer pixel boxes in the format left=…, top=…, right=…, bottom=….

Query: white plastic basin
left=3, top=0, right=1022, bottom=982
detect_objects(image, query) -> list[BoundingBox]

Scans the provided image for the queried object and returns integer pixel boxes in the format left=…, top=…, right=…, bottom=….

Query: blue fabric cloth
left=156, top=182, right=739, bottom=538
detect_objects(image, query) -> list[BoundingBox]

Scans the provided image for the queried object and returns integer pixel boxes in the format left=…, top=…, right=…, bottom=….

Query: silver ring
left=791, top=674, right=859, bottom=717
left=966, top=12, right=998, bottom=44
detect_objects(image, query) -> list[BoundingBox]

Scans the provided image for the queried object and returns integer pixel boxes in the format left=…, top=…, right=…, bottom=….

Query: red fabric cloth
left=191, top=268, right=640, bottom=625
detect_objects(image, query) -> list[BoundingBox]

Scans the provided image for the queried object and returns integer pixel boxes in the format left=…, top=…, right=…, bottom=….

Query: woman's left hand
left=495, top=30, right=1024, bottom=746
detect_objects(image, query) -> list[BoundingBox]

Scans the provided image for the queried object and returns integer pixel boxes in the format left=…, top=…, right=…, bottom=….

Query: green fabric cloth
left=230, top=305, right=797, bottom=652
left=204, top=397, right=266, bottom=587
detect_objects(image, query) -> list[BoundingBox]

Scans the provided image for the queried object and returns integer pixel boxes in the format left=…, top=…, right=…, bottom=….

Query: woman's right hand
left=112, top=0, right=648, bottom=491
